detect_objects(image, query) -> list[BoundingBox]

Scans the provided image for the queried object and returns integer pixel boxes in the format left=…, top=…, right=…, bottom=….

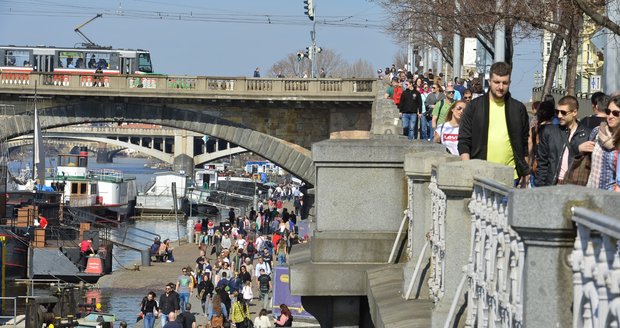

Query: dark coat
left=397, top=88, right=423, bottom=114
left=534, top=121, right=590, bottom=186
left=458, top=92, right=531, bottom=177
left=159, top=291, right=180, bottom=314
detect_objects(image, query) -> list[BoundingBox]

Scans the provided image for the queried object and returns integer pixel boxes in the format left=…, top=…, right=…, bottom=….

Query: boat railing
left=0, top=297, right=17, bottom=328
left=67, top=194, right=97, bottom=207
left=88, top=169, right=124, bottom=182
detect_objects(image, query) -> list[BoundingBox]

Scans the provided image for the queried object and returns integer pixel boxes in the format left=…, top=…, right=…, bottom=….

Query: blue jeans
left=143, top=313, right=155, bottom=328
left=401, top=113, right=418, bottom=140
left=420, top=115, right=432, bottom=141
left=260, top=291, right=270, bottom=311
left=160, top=313, right=169, bottom=327
left=277, top=253, right=287, bottom=265
left=179, top=292, right=189, bottom=311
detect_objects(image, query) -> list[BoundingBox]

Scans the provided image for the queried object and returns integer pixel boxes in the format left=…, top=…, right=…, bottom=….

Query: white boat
left=135, top=171, right=188, bottom=214
left=46, top=149, right=137, bottom=220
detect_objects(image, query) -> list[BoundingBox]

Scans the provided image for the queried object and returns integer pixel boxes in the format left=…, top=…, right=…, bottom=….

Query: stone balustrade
left=401, top=150, right=620, bottom=328
left=0, top=72, right=376, bottom=101
left=571, top=207, right=620, bottom=328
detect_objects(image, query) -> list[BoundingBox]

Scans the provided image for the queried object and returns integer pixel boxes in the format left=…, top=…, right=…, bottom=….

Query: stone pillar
left=173, top=131, right=194, bottom=176
left=290, top=139, right=444, bottom=327
left=403, top=151, right=458, bottom=300
left=431, top=160, right=513, bottom=328
left=604, top=0, right=620, bottom=92
left=507, top=186, right=620, bottom=326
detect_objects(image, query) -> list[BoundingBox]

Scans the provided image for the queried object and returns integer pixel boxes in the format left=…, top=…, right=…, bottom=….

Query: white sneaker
left=166, top=260, right=172, bottom=263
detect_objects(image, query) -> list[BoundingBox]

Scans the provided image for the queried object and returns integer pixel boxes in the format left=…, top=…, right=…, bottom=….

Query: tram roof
left=0, top=45, right=150, bottom=52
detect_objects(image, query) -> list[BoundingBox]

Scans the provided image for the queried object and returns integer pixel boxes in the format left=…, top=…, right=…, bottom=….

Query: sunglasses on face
left=605, top=108, right=620, bottom=117
left=447, top=91, right=455, bottom=94
left=555, top=109, right=573, bottom=116
left=464, top=96, right=472, bottom=100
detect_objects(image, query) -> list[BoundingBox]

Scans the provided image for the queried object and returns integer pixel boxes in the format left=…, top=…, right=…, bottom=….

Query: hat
left=438, top=73, right=444, bottom=77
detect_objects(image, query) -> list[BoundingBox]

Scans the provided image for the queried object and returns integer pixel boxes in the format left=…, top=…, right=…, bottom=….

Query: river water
left=5, top=157, right=193, bottom=324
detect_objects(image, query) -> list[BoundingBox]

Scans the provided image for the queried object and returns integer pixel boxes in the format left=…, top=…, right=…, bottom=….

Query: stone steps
left=366, top=265, right=432, bottom=328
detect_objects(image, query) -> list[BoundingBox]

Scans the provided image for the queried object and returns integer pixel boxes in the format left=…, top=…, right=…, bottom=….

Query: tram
left=0, top=45, right=153, bottom=75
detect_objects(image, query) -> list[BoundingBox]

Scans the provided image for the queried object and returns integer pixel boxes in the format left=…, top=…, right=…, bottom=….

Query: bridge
left=27, top=126, right=247, bottom=165
left=0, top=74, right=377, bottom=184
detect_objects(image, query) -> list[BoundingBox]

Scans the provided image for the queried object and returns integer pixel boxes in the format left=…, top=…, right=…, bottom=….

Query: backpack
left=247, top=242, right=256, bottom=255
left=211, top=314, right=224, bottom=328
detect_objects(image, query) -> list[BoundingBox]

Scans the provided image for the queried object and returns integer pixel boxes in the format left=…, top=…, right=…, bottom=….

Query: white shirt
left=236, top=238, right=247, bottom=250
left=437, top=122, right=460, bottom=155
left=255, top=262, right=270, bottom=277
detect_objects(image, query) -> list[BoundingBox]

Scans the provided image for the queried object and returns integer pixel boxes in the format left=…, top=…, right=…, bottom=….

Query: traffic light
left=296, top=52, right=304, bottom=62
left=303, top=0, right=315, bottom=21
left=315, top=47, right=322, bottom=53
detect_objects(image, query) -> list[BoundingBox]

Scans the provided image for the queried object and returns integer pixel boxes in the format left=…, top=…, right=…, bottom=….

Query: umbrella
left=263, top=182, right=278, bottom=187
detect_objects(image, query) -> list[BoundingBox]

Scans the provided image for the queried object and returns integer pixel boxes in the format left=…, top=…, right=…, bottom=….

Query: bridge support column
left=96, top=143, right=115, bottom=163
left=173, top=132, right=194, bottom=176
left=429, top=160, right=513, bottom=328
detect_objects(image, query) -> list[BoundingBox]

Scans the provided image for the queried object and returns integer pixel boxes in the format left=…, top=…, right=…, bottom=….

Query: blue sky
left=0, top=0, right=540, bottom=101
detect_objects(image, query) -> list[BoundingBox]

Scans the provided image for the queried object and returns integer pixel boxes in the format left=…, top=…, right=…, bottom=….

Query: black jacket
left=534, top=121, right=590, bottom=186
left=159, top=291, right=180, bottom=314
left=398, top=88, right=423, bottom=114
left=458, top=92, right=531, bottom=177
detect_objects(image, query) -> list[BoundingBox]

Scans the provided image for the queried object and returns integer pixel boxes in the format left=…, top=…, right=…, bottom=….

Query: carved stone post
left=403, top=151, right=458, bottom=300
left=430, top=160, right=513, bottom=328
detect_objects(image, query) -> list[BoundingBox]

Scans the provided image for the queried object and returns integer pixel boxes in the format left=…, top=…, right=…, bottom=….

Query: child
left=242, top=281, right=253, bottom=305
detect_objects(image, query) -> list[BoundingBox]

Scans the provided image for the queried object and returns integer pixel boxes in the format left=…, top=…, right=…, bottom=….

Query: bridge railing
left=403, top=151, right=620, bottom=327
left=0, top=72, right=376, bottom=97
left=570, top=207, right=620, bottom=328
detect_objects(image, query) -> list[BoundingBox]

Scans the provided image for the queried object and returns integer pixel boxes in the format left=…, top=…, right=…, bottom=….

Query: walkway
left=98, top=236, right=319, bottom=327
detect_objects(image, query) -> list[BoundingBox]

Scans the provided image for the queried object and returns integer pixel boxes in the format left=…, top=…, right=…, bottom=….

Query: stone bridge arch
left=2, top=101, right=316, bottom=185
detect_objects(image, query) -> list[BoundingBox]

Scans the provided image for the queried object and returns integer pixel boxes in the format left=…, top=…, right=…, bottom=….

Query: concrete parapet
left=508, top=186, right=620, bottom=327
left=310, top=231, right=396, bottom=263
left=311, top=139, right=441, bottom=232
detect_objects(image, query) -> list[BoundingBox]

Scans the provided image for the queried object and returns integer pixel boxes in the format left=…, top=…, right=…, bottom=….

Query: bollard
left=141, top=248, right=151, bottom=267
left=187, top=218, right=195, bottom=244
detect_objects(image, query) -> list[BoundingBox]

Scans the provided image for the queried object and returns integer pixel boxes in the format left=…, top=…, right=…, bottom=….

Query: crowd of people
left=143, top=192, right=304, bottom=328
left=384, top=61, right=620, bottom=190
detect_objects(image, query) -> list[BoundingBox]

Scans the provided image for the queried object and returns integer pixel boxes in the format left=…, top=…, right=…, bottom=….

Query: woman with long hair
left=433, top=100, right=466, bottom=155
left=207, top=291, right=229, bottom=327
left=274, top=304, right=293, bottom=327
left=253, top=309, right=272, bottom=328
left=230, top=298, right=251, bottom=328
left=586, top=95, right=620, bottom=190
left=139, top=291, right=158, bottom=328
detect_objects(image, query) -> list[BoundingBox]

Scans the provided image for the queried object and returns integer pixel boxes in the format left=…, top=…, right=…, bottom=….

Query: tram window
left=138, top=53, right=152, bottom=73
left=86, top=53, right=111, bottom=70
left=5, top=50, right=30, bottom=67
left=58, top=51, right=84, bottom=69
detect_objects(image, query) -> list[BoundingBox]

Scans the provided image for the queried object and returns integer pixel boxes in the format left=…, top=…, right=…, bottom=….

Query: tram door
left=120, top=57, right=134, bottom=74
left=33, top=55, right=54, bottom=72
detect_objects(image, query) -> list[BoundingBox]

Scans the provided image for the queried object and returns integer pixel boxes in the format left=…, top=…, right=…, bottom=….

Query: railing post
left=403, top=150, right=458, bottom=300
left=507, top=185, right=620, bottom=326
left=430, top=160, right=513, bottom=328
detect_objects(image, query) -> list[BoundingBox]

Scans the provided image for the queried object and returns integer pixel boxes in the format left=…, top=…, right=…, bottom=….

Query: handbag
left=565, top=153, right=591, bottom=186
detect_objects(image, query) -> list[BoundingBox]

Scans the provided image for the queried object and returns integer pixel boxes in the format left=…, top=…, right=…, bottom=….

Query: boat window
left=59, top=155, right=78, bottom=167
left=80, top=183, right=87, bottom=194
left=5, top=50, right=31, bottom=67
left=78, top=156, right=88, bottom=167
left=71, top=183, right=79, bottom=194
left=138, top=53, right=152, bottom=73
left=58, top=51, right=85, bottom=69
left=86, top=53, right=111, bottom=70
left=90, top=184, right=97, bottom=194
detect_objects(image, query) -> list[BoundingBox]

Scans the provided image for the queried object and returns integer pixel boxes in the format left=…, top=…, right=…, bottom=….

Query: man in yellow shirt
left=458, top=62, right=530, bottom=185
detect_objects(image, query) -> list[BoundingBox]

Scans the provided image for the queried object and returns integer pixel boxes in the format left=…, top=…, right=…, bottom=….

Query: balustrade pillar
left=508, top=186, right=620, bottom=327
left=430, top=160, right=513, bottom=328
left=403, top=151, right=458, bottom=300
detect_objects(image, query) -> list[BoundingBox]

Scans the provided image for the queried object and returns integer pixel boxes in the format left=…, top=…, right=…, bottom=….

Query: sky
left=0, top=0, right=540, bottom=101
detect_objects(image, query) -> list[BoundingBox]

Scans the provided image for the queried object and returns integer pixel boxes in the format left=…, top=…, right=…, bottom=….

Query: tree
left=268, top=49, right=371, bottom=78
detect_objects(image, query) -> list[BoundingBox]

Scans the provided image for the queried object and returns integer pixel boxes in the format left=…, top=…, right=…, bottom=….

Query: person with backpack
left=230, top=298, right=251, bottom=328
left=197, top=272, right=214, bottom=315
left=431, top=85, right=455, bottom=132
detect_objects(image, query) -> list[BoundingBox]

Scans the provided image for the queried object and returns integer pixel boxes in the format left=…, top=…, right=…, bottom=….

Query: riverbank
left=99, top=237, right=320, bottom=327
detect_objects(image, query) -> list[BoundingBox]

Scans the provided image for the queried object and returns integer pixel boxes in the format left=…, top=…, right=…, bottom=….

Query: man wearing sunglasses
left=534, top=96, right=590, bottom=186
left=458, top=62, right=531, bottom=185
